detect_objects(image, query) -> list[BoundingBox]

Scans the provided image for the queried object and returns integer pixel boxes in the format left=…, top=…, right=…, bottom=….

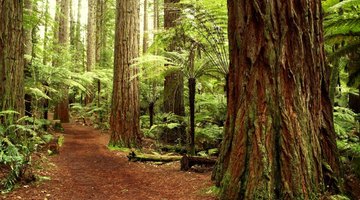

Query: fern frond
left=328, top=0, right=360, bottom=12
left=327, top=40, right=360, bottom=60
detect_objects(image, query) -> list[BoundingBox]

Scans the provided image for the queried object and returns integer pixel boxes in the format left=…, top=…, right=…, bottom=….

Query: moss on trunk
left=213, top=0, right=340, bottom=199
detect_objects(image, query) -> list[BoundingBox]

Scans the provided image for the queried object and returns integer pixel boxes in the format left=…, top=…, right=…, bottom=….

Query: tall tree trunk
left=188, top=47, right=196, bottom=155
left=188, top=78, right=196, bottom=155
left=95, top=0, right=107, bottom=123
left=70, top=0, right=75, bottom=46
left=74, top=0, right=83, bottom=71
left=85, top=0, right=97, bottom=105
left=96, top=0, right=103, bottom=63
left=0, top=1, right=24, bottom=125
left=87, top=0, right=96, bottom=72
left=24, top=0, right=33, bottom=117
left=212, top=1, right=340, bottom=199
left=162, top=0, right=185, bottom=145
left=43, top=0, right=50, bottom=121
left=163, top=0, right=184, bottom=116
left=110, top=0, right=141, bottom=148
left=54, top=0, right=70, bottom=123
left=143, top=0, right=148, bottom=54
left=153, top=0, right=159, bottom=30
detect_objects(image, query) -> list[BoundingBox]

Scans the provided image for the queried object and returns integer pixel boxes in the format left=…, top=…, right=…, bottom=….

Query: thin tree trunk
left=143, top=0, right=148, bottom=54
left=213, top=0, right=340, bottom=199
left=43, top=0, right=50, bottom=121
left=24, top=0, right=33, bottom=117
left=110, top=0, right=141, bottom=148
left=149, top=102, right=154, bottom=127
left=188, top=78, right=196, bottom=155
left=154, top=0, right=160, bottom=29
left=75, top=0, right=82, bottom=69
left=85, top=0, right=97, bottom=105
left=0, top=0, right=24, bottom=124
left=188, top=46, right=196, bottom=155
left=70, top=0, right=75, bottom=46
left=87, top=0, right=96, bottom=72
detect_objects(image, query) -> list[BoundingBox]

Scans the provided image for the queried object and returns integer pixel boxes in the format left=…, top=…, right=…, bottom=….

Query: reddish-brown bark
left=163, top=0, right=185, bottom=116
left=54, top=0, right=70, bottom=123
left=213, top=0, right=340, bottom=199
left=110, top=0, right=141, bottom=147
left=0, top=1, right=24, bottom=124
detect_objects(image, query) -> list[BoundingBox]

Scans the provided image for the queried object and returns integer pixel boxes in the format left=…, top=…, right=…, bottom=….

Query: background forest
left=0, top=0, right=359, bottom=199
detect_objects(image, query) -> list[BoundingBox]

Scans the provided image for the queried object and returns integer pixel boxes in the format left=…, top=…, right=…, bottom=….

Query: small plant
left=0, top=111, right=46, bottom=192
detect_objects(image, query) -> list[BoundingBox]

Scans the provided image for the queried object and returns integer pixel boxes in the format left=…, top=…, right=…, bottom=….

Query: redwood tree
left=87, top=0, right=96, bottom=72
left=110, top=0, right=141, bottom=147
left=163, top=0, right=184, bottom=116
left=54, top=0, right=70, bottom=123
left=213, top=0, right=340, bottom=199
left=0, top=0, right=24, bottom=124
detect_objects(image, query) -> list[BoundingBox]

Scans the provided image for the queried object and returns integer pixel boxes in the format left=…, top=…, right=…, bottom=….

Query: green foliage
left=195, top=92, right=226, bottom=126
left=180, top=0, right=229, bottom=76
left=334, top=105, right=360, bottom=178
left=144, top=113, right=183, bottom=139
left=324, top=0, right=360, bottom=60
left=199, top=185, right=221, bottom=196
left=334, top=106, right=358, bottom=137
left=328, top=194, right=351, bottom=200
left=0, top=112, right=47, bottom=192
left=195, top=125, right=223, bottom=150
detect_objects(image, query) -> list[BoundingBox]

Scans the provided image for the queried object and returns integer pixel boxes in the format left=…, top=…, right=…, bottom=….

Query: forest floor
left=2, top=124, right=215, bottom=200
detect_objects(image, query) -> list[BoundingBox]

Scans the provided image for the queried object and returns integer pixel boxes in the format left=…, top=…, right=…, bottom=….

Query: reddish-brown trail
left=3, top=124, right=215, bottom=200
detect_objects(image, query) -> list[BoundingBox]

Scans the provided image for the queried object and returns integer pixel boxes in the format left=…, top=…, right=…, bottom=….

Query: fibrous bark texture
left=87, top=0, right=96, bottom=72
left=24, top=0, right=33, bottom=117
left=143, top=0, right=149, bottom=54
left=213, top=0, right=340, bottom=199
left=0, top=1, right=24, bottom=124
left=54, top=0, right=70, bottom=123
left=163, top=0, right=184, bottom=116
left=110, top=0, right=141, bottom=147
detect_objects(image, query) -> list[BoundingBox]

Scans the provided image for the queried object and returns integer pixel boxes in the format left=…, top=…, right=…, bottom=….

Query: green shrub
left=0, top=111, right=46, bottom=192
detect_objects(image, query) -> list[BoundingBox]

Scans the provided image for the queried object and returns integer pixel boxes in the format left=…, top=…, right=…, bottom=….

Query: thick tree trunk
left=0, top=0, right=24, bottom=124
left=54, top=0, right=70, bottom=123
left=163, top=0, right=185, bottom=117
left=163, top=72, right=185, bottom=115
left=212, top=1, right=340, bottom=199
left=110, top=0, right=141, bottom=148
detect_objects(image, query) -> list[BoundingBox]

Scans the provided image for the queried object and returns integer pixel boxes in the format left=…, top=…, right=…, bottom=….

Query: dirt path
left=3, top=124, right=215, bottom=200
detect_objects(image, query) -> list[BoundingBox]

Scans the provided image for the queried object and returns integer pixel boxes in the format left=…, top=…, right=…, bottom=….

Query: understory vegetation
left=0, top=0, right=359, bottom=198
